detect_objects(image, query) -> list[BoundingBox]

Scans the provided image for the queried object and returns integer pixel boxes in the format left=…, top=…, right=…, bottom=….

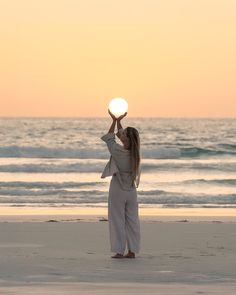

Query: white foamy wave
left=0, top=188, right=105, bottom=197
left=0, top=181, right=103, bottom=189
left=1, top=144, right=236, bottom=160
left=138, top=192, right=236, bottom=205
left=0, top=189, right=235, bottom=206
left=0, top=146, right=108, bottom=159
left=0, top=145, right=183, bottom=159
left=0, top=162, right=105, bottom=173
left=0, top=160, right=235, bottom=173
left=141, top=147, right=181, bottom=159
left=179, top=179, right=236, bottom=186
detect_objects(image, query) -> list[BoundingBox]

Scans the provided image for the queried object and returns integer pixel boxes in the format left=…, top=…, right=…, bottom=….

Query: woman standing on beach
left=101, top=110, right=141, bottom=259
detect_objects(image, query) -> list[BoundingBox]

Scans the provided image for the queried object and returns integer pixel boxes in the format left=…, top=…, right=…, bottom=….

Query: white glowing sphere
left=108, top=97, right=128, bottom=118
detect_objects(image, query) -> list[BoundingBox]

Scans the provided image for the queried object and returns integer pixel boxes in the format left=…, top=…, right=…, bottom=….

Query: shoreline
left=1, top=283, right=236, bottom=295
left=0, top=206, right=236, bottom=222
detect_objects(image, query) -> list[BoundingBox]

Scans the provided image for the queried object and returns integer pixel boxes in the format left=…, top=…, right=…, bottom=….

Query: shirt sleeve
left=100, top=132, right=119, bottom=155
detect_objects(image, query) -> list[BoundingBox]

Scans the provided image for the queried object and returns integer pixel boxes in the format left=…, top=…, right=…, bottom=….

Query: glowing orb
left=108, top=97, right=128, bottom=118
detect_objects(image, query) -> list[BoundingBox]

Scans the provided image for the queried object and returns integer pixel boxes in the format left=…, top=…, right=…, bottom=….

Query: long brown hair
left=126, top=126, right=141, bottom=187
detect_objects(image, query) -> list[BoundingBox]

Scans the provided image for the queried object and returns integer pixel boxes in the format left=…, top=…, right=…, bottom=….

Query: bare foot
left=111, top=253, right=124, bottom=258
left=124, top=251, right=135, bottom=258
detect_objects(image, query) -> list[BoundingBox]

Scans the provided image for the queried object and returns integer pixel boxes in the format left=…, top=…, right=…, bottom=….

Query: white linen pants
left=108, top=174, right=141, bottom=254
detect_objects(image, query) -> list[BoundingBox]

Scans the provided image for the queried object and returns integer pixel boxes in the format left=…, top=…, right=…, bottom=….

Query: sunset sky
left=0, top=0, right=235, bottom=117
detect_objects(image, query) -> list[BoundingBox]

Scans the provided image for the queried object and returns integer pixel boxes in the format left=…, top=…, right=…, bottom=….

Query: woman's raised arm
left=108, top=119, right=116, bottom=133
left=117, top=119, right=123, bottom=131
left=116, top=112, right=127, bottom=136
left=108, top=109, right=117, bottom=133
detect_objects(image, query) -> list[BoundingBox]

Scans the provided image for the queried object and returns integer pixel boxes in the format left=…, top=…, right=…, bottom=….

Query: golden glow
left=0, top=206, right=235, bottom=218
left=0, top=0, right=235, bottom=117
left=109, top=97, right=128, bottom=117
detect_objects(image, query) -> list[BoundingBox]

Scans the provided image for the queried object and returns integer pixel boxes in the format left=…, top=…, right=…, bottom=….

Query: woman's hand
left=108, top=109, right=117, bottom=121
left=117, top=112, right=127, bottom=121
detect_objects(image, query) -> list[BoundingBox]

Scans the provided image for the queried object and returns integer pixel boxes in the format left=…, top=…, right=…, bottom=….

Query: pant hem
left=111, top=249, right=125, bottom=254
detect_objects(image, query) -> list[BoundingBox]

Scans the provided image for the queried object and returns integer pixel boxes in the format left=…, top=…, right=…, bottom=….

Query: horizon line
left=0, top=116, right=235, bottom=119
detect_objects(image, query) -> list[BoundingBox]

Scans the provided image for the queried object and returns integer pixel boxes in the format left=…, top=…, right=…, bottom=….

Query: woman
left=100, top=109, right=141, bottom=259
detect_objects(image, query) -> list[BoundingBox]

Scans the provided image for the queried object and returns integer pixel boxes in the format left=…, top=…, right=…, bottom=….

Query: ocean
left=0, top=117, right=235, bottom=208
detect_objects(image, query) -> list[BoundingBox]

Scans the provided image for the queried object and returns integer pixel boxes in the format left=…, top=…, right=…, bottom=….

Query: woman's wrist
left=108, top=118, right=116, bottom=133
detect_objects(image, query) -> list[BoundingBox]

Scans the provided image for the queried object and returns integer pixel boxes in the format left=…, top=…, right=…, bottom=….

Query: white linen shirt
left=100, top=128, right=140, bottom=190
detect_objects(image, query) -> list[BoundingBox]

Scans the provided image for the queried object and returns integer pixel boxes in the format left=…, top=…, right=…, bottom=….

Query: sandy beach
left=0, top=207, right=236, bottom=294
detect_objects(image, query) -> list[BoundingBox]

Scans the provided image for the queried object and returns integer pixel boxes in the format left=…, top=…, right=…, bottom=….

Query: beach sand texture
left=0, top=215, right=236, bottom=294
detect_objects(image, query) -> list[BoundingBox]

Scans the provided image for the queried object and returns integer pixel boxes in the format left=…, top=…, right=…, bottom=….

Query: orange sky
left=0, top=0, right=235, bottom=117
